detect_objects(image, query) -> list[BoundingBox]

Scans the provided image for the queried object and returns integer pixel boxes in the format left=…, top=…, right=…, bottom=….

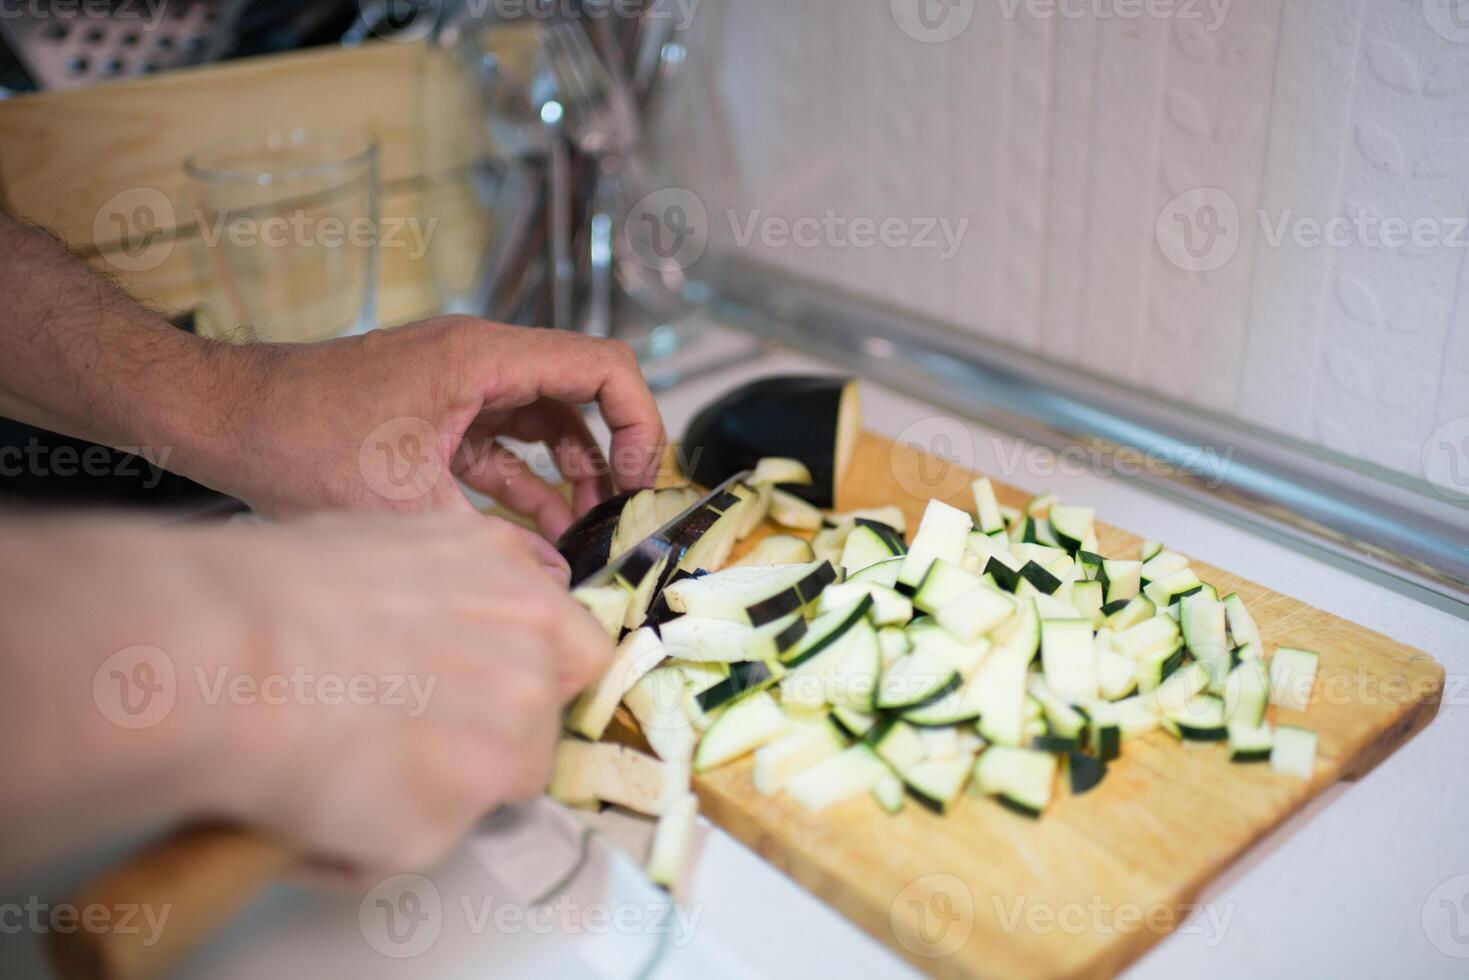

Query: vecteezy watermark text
left=993, top=439, right=1236, bottom=488
left=95, top=186, right=439, bottom=275
left=998, top=0, right=1231, bottom=29
left=891, top=0, right=1229, bottom=43
left=624, top=186, right=972, bottom=274
left=0, top=0, right=167, bottom=28
left=93, top=645, right=438, bottom=730
left=728, top=209, right=970, bottom=261
left=0, top=897, right=170, bottom=949
left=196, top=211, right=437, bottom=262
left=359, top=874, right=702, bottom=958
left=885, top=415, right=1236, bottom=502
left=361, top=0, right=700, bottom=45
left=195, top=666, right=438, bottom=718
left=1158, top=187, right=1469, bottom=273
left=0, top=440, right=172, bottom=489
left=357, top=417, right=696, bottom=506
left=993, top=894, right=1234, bottom=945
left=1256, top=209, right=1469, bottom=252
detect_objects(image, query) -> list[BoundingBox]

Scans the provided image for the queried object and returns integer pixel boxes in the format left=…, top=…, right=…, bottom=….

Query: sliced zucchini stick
left=753, top=719, right=849, bottom=795
left=750, top=457, right=814, bottom=487
left=872, top=772, right=907, bottom=814
left=659, top=612, right=806, bottom=664
left=646, top=791, right=699, bottom=890
left=1268, top=647, right=1320, bottom=712
left=664, top=561, right=835, bottom=625
left=899, top=499, right=973, bottom=588
left=1269, top=724, right=1317, bottom=779
left=768, top=488, right=824, bottom=531
left=786, top=744, right=888, bottom=813
left=732, top=534, right=816, bottom=568
left=573, top=584, right=633, bottom=638
left=623, top=668, right=698, bottom=763
left=972, top=477, right=1006, bottom=535
left=974, top=746, right=1058, bottom=818
left=694, top=691, right=790, bottom=771
left=565, top=627, right=666, bottom=740
left=1227, top=721, right=1273, bottom=763
left=840, top=521, right=907, bottom=575
left=1222, top=593, right=1264, bottom=652
left=550, top=740, right=684, bottom=817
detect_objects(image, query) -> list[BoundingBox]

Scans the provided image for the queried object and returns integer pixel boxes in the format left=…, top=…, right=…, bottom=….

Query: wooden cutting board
left=616, top=430, right=1444, bottom=979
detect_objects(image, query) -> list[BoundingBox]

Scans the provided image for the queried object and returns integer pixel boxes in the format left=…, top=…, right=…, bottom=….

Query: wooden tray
left=616, top=431, right=1444, bottom=979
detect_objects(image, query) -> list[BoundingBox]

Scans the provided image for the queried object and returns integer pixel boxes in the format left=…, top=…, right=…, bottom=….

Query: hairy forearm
left=0, top=518, right=257, bottom=878
left=0, top=213, right=272, bottom=494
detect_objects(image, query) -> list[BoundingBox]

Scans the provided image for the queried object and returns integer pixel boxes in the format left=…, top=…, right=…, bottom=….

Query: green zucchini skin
left=1068, top=752, right=1108, bottom=795
left=682, top=375, right=854, bottom=507
left=1018, top=561, right=1063, bottom=595
left=697, top=660, right=777, bottom=712
left=1031, top=734, right=1078, bottom=754
left=986, top=557, right=1022, bottom=593
left=996, top=795, right=1044, bottom=820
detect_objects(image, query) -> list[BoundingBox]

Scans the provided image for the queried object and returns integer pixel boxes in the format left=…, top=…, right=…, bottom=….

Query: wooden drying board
left=611, top=430, right=1444, bottom=980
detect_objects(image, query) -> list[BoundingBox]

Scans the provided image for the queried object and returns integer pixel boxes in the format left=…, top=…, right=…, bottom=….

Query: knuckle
left=481, top=519, right=535, bottom=558
left=431, top=314, right=475, bottom=348
left=442, top=315, right=507, bottom=360
left=601, top=338, right=637, bottom=365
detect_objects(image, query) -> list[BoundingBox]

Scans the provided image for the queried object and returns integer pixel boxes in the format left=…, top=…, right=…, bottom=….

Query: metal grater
left=0, top=0, right=243, bottom=91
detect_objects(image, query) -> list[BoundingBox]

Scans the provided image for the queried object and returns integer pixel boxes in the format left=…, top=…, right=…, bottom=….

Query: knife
left=46, top=473, right=750, bottom=980
left=576, top=470, right=751, bottom=590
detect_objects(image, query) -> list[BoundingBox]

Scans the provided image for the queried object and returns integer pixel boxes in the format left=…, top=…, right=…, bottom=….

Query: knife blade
left=575, top=470, right=752, bottom=590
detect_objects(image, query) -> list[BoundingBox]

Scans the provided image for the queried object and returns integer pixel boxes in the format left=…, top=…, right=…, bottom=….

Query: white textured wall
left=653, top=0, right=1469, bottom=481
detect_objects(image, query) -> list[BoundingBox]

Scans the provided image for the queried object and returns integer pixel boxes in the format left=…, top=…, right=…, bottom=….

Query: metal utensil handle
left=45, top=827, right=294, bottom=980
left=546, top=121, right=575, bottom=331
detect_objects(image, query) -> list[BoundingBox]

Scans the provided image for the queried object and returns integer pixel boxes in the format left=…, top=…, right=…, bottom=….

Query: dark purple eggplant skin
left=557, top=489, right=638, bottom=586
left=681, top=375, right=851, bottom=507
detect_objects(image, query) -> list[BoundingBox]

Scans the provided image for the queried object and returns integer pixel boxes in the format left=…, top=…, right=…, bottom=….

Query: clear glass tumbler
left=185, top=130, right=379, bottom=343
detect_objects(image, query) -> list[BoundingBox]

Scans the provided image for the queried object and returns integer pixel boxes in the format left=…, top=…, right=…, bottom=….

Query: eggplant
left=681, top=375, right=861, bottom=508
left=557, top=485, right=715, bottom=587
left=557, top=489, right=639, bottom=585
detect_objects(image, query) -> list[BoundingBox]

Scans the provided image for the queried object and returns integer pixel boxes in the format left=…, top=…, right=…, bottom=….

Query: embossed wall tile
left=942, top=1, right=1008, bottom=339
left=1140, top=0, right=1281, bottom=413
left=1039, top=14, right=1102, bottom=366
left=1236, top=0, right=1364, bottom=441
left=659, top=0, right=1468, bottom=484
left=1314, top=0, right=1469, bottom=472
left=996, top=7, right=1053, bottom=351
left=1077, top=15, right=1171, bottom=387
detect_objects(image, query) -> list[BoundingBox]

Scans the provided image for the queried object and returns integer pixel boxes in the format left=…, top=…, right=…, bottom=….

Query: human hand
left=0, top=510, right=609, bottom=879
left=203, top=316, right=665, bottom=538
left=202, top=511, right=609, bottom=876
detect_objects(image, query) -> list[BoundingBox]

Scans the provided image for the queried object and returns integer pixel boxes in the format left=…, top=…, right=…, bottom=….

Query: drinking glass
left=185, top=129, right=379, bottom=343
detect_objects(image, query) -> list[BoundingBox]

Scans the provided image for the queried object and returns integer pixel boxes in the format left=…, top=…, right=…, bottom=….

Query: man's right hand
left=209, top=511, right=611, bottom=877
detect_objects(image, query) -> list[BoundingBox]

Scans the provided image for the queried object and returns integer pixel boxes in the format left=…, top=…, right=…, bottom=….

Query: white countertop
left=7, top=323, right=1467, bottom=979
